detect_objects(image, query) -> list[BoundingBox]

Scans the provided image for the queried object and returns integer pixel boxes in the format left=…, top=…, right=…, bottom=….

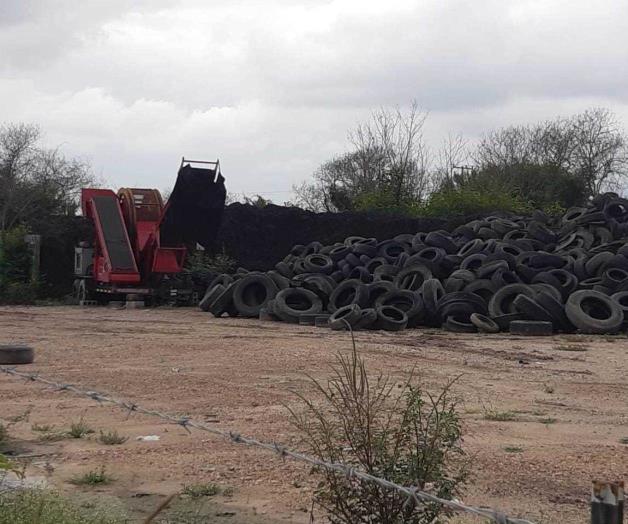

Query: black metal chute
left=159, top=158, right=227, bottom=251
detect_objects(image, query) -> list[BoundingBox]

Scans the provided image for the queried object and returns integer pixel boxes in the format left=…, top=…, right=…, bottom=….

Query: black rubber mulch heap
left=200, top=193, right=628, bottom=335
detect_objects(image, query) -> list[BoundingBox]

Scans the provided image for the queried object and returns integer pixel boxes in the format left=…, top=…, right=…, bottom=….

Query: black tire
left=491, top=313, right=523, bottom=331
left=274, top=262, right=294, bottom=278
left=470, top=313, right=499, bottom=333
left=535, top=291, right=574, bottom=333
left=376, top=305, right=408, bottom=331
left=328, top=279, right=370, bottom=312
left=0, top=345, right=34, bottom=365
left=602, top=268, right=628, bottom=289
left=199, top=284, right=226, bottom=312
left=367, top=281, right=396, bottom=304
left=354, top=308, right=377, bottom=330
left=232, top=275, right=279, bottom=317
left=304, top=254, right=334, bottom=274
left=460, top=253, right=487, bottom=272
left=349, top=266, right=373, bottom=283
left=611, top=291, right=628, bottom=323
left=565, top=290, right=624, bottom=334
left=425, top=231, right=457, bottom=254
left=421, top=278, right=445, bottom=316
left=513, top=294, right=554, bottom=324
left=274, top=288, right=323, bottom=323
left=510, top=320, right=553, bottom=336
left=328, top=244, right=351, bottom=262
left=375, top=290, right=425, bottom=327
left=443, top=315, right=477, bottom=333
left=329, top=304, right=362, bottom=330
left=373, top=264, right=399, bottom=282
left=267, top=270, right=291, bottom=290
left=458, top=239, right=484, bottom=257
left=477, top=260, right=509, bottom=279
left=345, top=253, right=362, bottom=268
left=378, top=240, right=409, bottom=263
left=394, top=264, right=432, bottom=291
left=464, top=279, right=496, bottom=305
left=209, top=283, right=237, bottom=317
left=488, top=284, right=536, bottom=317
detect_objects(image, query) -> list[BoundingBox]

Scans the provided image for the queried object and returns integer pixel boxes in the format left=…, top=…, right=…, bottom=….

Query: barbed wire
left=0, top=366, right=535, bottom=524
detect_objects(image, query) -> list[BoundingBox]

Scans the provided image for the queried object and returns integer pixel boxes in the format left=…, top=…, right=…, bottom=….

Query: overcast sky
left=2, top=0, right=628, bottom=199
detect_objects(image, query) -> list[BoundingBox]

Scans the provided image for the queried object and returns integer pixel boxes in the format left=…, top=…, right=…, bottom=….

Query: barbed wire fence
left=0, top=365, right=535, bottom=524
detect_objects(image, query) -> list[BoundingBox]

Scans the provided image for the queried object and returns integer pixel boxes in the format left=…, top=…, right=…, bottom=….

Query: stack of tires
left=199, top=193, right=628, bottom=335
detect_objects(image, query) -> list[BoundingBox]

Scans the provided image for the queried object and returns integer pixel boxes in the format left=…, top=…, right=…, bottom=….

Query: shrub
left=97, top=430, right=128, bottom=446
left=182, top=483, right=221, bottom=498
left=69, top=467, right=112, bottom=486
left=288, top=341, right=468, bottom=524
left=68, top=418, right=94, bottom=439
left=0, top=488, right=124, bottom=524
left=421, top=186, right=532, bottom=217
left=0, top=226, right=38, bottom=304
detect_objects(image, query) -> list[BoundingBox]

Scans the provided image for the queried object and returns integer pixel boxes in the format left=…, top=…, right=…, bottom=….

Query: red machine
left=74, top=158, right=226, bottom=303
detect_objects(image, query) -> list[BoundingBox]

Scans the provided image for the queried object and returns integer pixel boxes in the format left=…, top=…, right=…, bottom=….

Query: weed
left=38, top=431, right=68, bottom=442
left=69, top=467, right=112, bottom=486
left=182, top=483, right=221, bottom=498
left=0, top=424, right=7, bottom=445
left=553, top=344, right=587, bottom=352
left=504, top=446, right=524, bottom=453
left=288, top=338, right=469, bottom=524
left=483, top=410, right=518, bottom=422
left=97, top=430, right=128, bottom=446
left=221, top=486, right=234, bottom=497
left=619, top=437, right=628, bottom=445
left=539, top=417, right=557, bottom=425
left=543, top=383, right=555, bottom=394
left=32, top=423, right=55, bottom=433
left=69, top=418, right=94, bottom=439
left=0, top=489, right=125, bottom=523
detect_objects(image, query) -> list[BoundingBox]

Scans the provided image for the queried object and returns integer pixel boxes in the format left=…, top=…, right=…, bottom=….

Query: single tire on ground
left=329, top=304, right=362, bottom=330
left=470, top=313, right=499, bottom=333
left=199, top=284, right=226, bottom=312
left=510, top=320, right=554, bottom=336
left=0, top=345, right=34, bottom=365
left=565, top=290, right=624, bottom=334
left=232, top=274, right=279, bottom=317
left=274, top=288, right=323, bottom=323
left=375, top=305, right=408, bottom=331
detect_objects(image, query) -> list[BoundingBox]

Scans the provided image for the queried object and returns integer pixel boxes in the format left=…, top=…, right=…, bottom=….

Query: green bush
left=0, top=226, right=37, bottom=304
left=353, top=190, right=421, bottom=216
left=0, top=489, right=125, bottom=524
left=289, top=343, right=469, bottom=524
left=420, top=186, right=533, bottom=217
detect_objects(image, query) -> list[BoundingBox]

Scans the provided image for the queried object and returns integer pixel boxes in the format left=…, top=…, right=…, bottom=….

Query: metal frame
left=180, top=156, right=221, bottom=174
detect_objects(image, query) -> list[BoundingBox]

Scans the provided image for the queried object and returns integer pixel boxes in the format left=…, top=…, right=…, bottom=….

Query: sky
left=2, top=0, right=628, bottom=200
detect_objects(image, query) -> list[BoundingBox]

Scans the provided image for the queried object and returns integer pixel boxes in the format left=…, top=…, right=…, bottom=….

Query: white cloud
left=0, top=0, right=627, bottom=198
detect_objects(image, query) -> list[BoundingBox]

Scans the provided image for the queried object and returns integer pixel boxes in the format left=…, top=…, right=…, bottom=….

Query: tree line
left=293, top=104, right=628, bottom=215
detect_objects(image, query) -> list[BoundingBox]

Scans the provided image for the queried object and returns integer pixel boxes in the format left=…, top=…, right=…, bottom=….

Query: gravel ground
left=0, top=306, right=626, bottom=523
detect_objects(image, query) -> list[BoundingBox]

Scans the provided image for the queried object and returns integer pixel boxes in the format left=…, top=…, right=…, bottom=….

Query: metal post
left=591, top=481, right=624, bottom=524
left=24, top=234, right=41, bottom=284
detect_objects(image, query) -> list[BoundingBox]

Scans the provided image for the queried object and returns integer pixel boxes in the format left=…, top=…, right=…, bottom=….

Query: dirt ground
left=0, top=306, right=626, bottom=523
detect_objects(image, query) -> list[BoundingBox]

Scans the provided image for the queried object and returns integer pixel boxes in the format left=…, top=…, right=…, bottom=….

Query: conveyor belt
left=92, top=195, right=136, bottom=271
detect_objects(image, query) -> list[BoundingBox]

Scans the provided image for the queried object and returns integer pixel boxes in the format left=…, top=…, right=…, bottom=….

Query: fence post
left=591, top=481, right=624, bottom=524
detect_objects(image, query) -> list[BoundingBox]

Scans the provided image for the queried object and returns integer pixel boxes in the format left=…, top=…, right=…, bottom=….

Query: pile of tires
left=199, top=192, right=628, bottom=335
